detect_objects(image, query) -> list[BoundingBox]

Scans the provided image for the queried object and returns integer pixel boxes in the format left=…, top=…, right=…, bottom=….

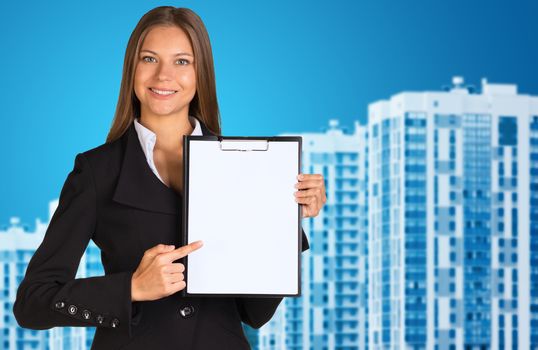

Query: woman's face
left=134, top=25, right=196, bottom=119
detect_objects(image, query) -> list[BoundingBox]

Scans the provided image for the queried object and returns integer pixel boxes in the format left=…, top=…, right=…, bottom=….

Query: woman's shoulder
left=83, top=136, right=124, bottom=160
left=78, top=128, right=129, bottom=173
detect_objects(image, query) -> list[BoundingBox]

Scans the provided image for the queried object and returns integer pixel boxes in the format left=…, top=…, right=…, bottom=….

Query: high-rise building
left=260, top=77, right=538, bottom=350
left=260, top=120, right=369, bottom=350
left=0, top=200, right=104, bottom=350
left=368, top=77, right=538, bottom=349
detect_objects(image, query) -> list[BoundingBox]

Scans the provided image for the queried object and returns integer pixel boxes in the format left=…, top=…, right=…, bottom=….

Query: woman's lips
left=148, top=87, right=177, bottom=99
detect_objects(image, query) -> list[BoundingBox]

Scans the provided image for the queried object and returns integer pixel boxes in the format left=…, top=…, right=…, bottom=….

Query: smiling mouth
left=149, top=88, right=177, bottom=95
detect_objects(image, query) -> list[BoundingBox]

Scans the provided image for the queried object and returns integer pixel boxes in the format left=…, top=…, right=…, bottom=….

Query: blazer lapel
left=113, top=124, right=179, bottom=215
left=112, top=118, right=215, bottom=215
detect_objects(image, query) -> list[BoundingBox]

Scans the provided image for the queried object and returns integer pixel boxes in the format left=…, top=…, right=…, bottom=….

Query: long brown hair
left=106, top=7, right=221, bottom=142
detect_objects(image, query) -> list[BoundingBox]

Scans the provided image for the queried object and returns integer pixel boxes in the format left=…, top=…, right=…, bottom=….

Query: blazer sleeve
left=13, top=153, right=136, bottom=338
left=235, top=228, right=310, bottom=329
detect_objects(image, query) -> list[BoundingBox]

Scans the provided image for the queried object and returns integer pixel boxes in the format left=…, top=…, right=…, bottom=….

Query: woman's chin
left=144, top=104, right=189, bottom=118
left=147, top=108, right=180, bottom=118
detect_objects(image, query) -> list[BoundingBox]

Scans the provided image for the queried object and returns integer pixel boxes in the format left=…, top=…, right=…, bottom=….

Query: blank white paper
left=185, top=139, right=300, bottom=295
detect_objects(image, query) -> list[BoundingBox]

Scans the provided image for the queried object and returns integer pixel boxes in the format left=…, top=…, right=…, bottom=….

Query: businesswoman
left=13, top=6, right=326, bottom=350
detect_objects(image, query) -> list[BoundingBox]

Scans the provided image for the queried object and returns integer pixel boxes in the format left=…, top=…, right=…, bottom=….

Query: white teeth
left=150, top=88, right=176, bottom=95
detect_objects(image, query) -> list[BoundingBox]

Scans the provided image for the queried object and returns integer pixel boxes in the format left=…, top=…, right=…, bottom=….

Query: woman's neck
left=139, top=112, right=194, bottom=152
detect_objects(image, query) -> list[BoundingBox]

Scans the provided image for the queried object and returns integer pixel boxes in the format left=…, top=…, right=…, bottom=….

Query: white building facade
left=368, top=77, right=538, bottom=349
left=259, top=120, right=369, bottom=350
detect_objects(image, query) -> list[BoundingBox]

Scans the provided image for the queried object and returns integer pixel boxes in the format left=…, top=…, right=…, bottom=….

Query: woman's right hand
left=131, top=241, right=203, bottom=301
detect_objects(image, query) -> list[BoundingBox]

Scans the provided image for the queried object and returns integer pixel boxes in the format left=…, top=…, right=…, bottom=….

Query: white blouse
left=133, top=116, right=203, bottom=184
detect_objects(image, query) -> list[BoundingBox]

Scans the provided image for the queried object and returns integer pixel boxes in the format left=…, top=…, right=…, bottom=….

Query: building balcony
left=334, top=311, right=359, bottom=321
left=335, top=325, right=360, bottom=334
left=335, top=290, right=361, bottom=298
left=336, top=261, right=359, bottom=269
left=336, top=171, right=360, bottom=179
left=335, top=210, right=360, bottom=217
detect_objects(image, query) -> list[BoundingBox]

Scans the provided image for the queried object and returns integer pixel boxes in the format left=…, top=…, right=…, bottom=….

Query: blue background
left=1, top=0, right=536, bottom=227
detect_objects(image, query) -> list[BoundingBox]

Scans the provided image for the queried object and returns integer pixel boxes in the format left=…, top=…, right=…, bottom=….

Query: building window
left=499, top=116, right=518, bottom=146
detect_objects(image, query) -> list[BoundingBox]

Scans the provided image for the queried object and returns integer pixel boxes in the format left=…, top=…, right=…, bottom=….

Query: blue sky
left=1, top=0, right=536, bottom=227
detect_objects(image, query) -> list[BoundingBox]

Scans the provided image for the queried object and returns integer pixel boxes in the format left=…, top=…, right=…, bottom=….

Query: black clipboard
left=181, top=135, right=303, bottom=297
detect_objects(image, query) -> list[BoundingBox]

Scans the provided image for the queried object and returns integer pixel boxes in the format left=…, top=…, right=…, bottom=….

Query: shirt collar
left=134, top=115, right=203, bottom=149
left=133, top=116, right=203, bottom=182
left=190, top=116, right=203, bottom=136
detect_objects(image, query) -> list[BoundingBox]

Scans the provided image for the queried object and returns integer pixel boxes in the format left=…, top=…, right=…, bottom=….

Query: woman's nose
left=156, top=62, right=174, bottom=81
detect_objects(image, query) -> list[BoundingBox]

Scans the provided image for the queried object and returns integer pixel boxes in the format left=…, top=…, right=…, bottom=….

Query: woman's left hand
left=294, top=173, right=327, bottom=218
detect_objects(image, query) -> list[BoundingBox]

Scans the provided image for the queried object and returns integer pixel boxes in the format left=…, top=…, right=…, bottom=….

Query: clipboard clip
left=219, top=140, right=269, bottom=152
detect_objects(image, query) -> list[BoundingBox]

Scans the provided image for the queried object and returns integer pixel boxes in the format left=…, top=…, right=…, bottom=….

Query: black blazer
left=13, top=119, right=310, bottom=350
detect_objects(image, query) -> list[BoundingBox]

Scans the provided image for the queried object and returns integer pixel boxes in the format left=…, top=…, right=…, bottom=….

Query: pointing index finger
left=164, top=240, right=204, bottom=262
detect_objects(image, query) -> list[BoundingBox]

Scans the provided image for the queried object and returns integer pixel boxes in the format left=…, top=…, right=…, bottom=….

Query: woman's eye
left=142, top=56, right=156, bottom=63
left=176, top=59, right=190, bottom=65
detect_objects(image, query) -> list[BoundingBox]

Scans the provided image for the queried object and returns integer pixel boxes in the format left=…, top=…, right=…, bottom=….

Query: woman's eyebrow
left=140, top=49, right=193, bottom=57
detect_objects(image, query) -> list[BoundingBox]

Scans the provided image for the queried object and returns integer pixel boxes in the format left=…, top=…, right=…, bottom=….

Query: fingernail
left=168, top=245, right=175, bottom=250
left=196, top=240, right=203, bottom=246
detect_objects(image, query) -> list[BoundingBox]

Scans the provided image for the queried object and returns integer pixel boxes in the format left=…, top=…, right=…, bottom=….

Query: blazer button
left=111, top=318, right=120, bottom=328
left=82, top=310, right=91, bottom=320
left=179, top=305, right=195, bottom=318
left=55, top=301, right=65, bottom=309
left=67, top=305, right=78, bottom=315
left=96, top=315, right=105, bottom=325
